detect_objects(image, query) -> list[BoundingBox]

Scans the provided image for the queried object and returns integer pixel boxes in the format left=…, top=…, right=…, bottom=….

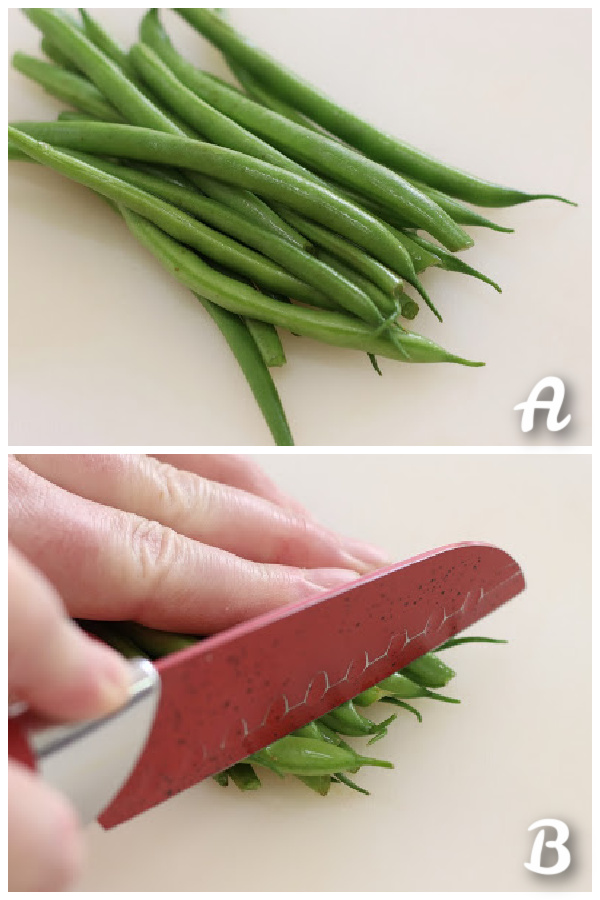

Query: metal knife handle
left=8, top=658, right=161, bottom=824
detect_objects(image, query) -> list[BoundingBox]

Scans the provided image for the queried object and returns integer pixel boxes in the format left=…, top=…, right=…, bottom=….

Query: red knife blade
left=96, top=541, right=524, bottom=827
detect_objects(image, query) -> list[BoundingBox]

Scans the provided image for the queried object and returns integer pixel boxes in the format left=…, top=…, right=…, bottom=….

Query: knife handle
left=7, top=659, right=161, bottom=824
left=8, top=713, right=35, bottom=769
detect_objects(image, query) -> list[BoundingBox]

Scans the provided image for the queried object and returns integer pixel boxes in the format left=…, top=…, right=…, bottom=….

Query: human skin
left=8, top=453, right=389, bottom=890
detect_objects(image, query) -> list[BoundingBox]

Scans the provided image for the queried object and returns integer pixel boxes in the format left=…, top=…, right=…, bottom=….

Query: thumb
left=8, top=544, right=131, bottom=720
left=8, top=759, right=85, bottom=891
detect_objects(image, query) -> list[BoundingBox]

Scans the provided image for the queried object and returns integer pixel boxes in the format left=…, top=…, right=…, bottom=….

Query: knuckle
left=126, top=516, right=183, bottom=595
left=153, top=460, right=213, bottom=527
left=270, top=512, right=314, bottom=564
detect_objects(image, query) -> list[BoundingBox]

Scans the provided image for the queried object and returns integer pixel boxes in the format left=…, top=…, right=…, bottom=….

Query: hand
left=9, top=454, right=389, bottom=631
left=8, top=544, right=131, bottom=891
left=8, top=454, right=389, bottom=889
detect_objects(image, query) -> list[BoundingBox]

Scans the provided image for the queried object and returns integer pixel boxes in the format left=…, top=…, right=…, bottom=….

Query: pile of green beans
left=81, top=618, right=506, bottom=797
left=9, top=9, right=573, bottom=445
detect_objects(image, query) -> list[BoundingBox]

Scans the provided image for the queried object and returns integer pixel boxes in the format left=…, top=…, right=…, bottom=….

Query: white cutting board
left=71, top=454, right=591, bottom=891
left=8, top=9, right=591, bottom=447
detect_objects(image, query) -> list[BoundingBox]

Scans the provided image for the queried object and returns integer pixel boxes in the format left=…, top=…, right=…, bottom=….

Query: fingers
left=9, top=458, right=360, bottom=632
left=8, top=543, right=131, bottom=720
left=15, top=454, right=389, bottom=573
left=151, top=453, right=309, bottom=514
left=8, top=760, right=84, bottom=892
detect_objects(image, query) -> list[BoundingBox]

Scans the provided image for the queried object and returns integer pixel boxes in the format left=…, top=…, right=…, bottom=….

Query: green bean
left=41, top=37, right=82, bottom=74
left=11, top=53, right=123, bottom=123
left=57, top=109, right=98, bottom=123
left=8, top=127, right=328, bottom=308
left=22, top=8, right=306, bottom=249
left=351, top=686, right=381, bottom=708
left=313, top=249, right=407, bottom=322
left=406, top=232, right=502, bottom=293
left=130, top=41, right=309, bottom=177
left=291, top=724, right=320, bottom=741
left=332, top=772, right=370, bottom=795
left=212, top=771, right=229, bottom=787
left=249, top=736, right=393, bottom=776
left=400, top=298, right=420, bottom=321
left=277, top=190, right=440, bottom=319
left=176, top=9, right=575, bottom=209
left=13, top=134, right=292, bottom=402
left=10, top=136, right=292, bottom=391
left=390, top=229, right=442, bottom=274
left=310, top=722, right=360, bottom=774
left=222, top=54, right=514, bottom=235
left=35, top=143, right=371, bottom=317
left=381, top=695, right=423, bottom=722
left=243, top=317, right=285, bottom=368
left=377, top=672, right=460, bottom=704
left=270, top=208, right=402, bottom=297
left=296, top=775, right=331, bottom=796
left=401, top=653, right=456, bottom=689
left=10, top=120, right=424, bottom=290
left=118, top=207, right=485, bottom=366
left=225, top=763, right=262, bottom=791
left=379, top=697, right=423, bottom=721
left=127, top=41, right=325, bottom=246
left=218, top=62, right=322, bottom=133
left=79, top=7, right=136, bottom=80
left=436, top=636, right=509, bottom=651
left=12, top=127, right=386, bottom=326
left=318, top=700, right=396, bottom=739
left=79, top=620, right=146, bottom=660
left=8, top=141, right=29, bottom=162
left=230, top=58, right=514, bottom=234
left=195, top=294, right=294, bottom=444
left=142, top=11, right=474, bottom=253
left=409, top=180, right=515, bottom=233
left=78, top=9, right=199, bottom=141
left=115, top=622, right=199, bottom=659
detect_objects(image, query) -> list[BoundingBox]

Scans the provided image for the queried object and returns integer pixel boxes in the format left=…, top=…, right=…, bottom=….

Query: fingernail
left=85, top=639, right=131, bottom=715
left=338, top=537, right=392, bottom=572
left=304, top=567, right=360, bottom=592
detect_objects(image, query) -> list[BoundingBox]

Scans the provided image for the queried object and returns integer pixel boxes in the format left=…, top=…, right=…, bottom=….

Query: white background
left=8, top=8, right=591, bottom=446
left=72, top=453, right=591, bottom=892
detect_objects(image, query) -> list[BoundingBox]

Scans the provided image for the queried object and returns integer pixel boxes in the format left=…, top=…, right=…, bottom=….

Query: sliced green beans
left=248, top=736, right=393, bottom=776
left=176, top=8, right=574, bottom=208
left=402, top=653, right=456, bottom=689
left=140, top=11, right=474, bottom=253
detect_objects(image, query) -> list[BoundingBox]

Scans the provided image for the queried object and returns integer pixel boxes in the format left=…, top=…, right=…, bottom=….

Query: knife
left=8, top=541, right=525, bottom=829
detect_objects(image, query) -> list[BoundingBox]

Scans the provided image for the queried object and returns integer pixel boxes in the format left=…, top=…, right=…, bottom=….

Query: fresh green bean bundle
left=137, top=11, right=475, bottom=254
left=13, top=7, right=572, bottom=444
left=23, top=7, right=307, bottom=247
left=176, top=8, right=574, bottom=208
